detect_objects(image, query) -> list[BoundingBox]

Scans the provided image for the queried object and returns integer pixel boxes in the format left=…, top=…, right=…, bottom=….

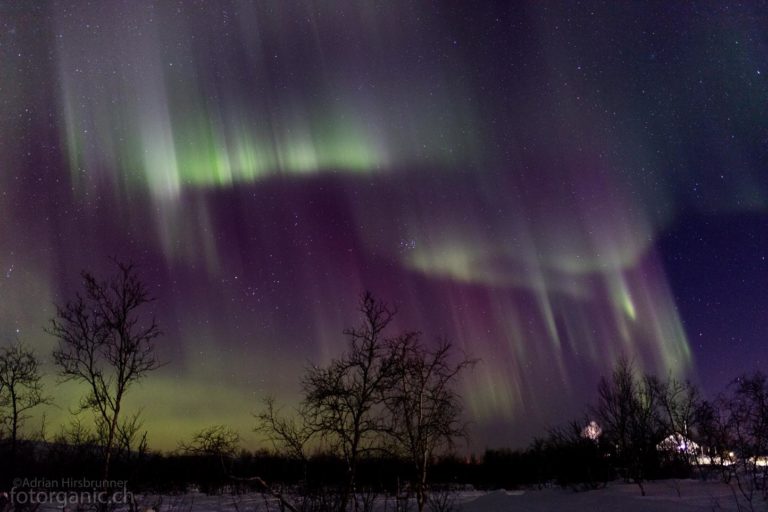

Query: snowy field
left=458, top=481, right=752, bottom=511
left=33, top=480, right=756, bottom=512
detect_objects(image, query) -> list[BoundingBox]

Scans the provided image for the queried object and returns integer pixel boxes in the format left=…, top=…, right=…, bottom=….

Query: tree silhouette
left=49, top=260, right=161, bottom=480
left=180, top=424, right=241, bottom=473
left=722, top=372, right=768, bottom=505
left=593, top=358, right=661, bottom=495
left=254, top=397, right=313, bottom=479
left=256, top=292, right=474, bottom=511
left=0, top=341, right=49, bottom=461
left=383, top=336, right=475, bottom=512
left=301, top=292, right=397, bottom=511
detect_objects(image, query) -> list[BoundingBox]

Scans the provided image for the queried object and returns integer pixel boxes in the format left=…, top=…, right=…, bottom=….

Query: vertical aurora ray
left=346, top=147, right=693, bottom=424
left=51, top=0, right=484, bottom=287
left=5, top=0, right=768, bottom=450
left=53, top=1, right=481, bottom=199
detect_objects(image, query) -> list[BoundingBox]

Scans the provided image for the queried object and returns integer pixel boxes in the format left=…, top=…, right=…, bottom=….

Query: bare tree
left=383, top=337, right=475, bottom=512
left=543, top=417, right=611, bottom=491
left=56, top=416, right=99, bottom=448
left=650, top=375, right=701, bottom=470
left=594, top=358, right=635, bottom=466
left=0, top=342, right=49, bottom=459
left=184, top=423, right=303, bottom=512
left=694, top=398, right=734, bottom=479
left=651, top=376, right=700, bottom=441
left=722, top=373, right=768, bottom=507
left=51, top=416, right=101, bottom=463
left=49, top=260, right=162, bottom=480
left=593, top=358, right=661, bottom=495
left=180, top=424, right=241, bottom=473
left=302, top=291, right=397, bottom=512
left=254, top=397, right=314, bottom=480
left=113, top=409, right=149, bottom=462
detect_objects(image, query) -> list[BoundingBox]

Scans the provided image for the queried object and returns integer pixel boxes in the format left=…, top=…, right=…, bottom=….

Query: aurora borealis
left=1, top=1, right=767, bottom=450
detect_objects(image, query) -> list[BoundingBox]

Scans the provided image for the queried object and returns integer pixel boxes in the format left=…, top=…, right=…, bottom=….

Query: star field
left=0, top=1, right=767, bottom=449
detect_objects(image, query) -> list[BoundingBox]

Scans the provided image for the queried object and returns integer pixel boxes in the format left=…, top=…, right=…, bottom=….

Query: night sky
left=1, top=1, right=767, bottom=450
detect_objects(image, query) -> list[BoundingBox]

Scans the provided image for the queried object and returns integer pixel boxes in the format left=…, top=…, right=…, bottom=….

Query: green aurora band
left=8, top=0, right=768, bottom=449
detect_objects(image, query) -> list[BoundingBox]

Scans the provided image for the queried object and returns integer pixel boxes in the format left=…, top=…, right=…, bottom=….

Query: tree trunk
left=339, top=434, right=360, bottom=512
left=417, top=488, right=426, bottom=512
left=340, top=464, right=355, bottom=512
left=10, top=390, right=18, bottom=461
left=417, top=457, right=428, bottom=512
left=103, top=400, right=121, bottom=481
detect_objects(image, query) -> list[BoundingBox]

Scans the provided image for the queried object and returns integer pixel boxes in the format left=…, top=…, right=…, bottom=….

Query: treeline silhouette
left=2, top=261, right=768, bottom=511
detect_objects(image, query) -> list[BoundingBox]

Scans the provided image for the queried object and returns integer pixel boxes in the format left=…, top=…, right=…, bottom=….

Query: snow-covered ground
left=30, top=480, right=763, bottom=512
left=458, top=480, right=750, bottom=511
